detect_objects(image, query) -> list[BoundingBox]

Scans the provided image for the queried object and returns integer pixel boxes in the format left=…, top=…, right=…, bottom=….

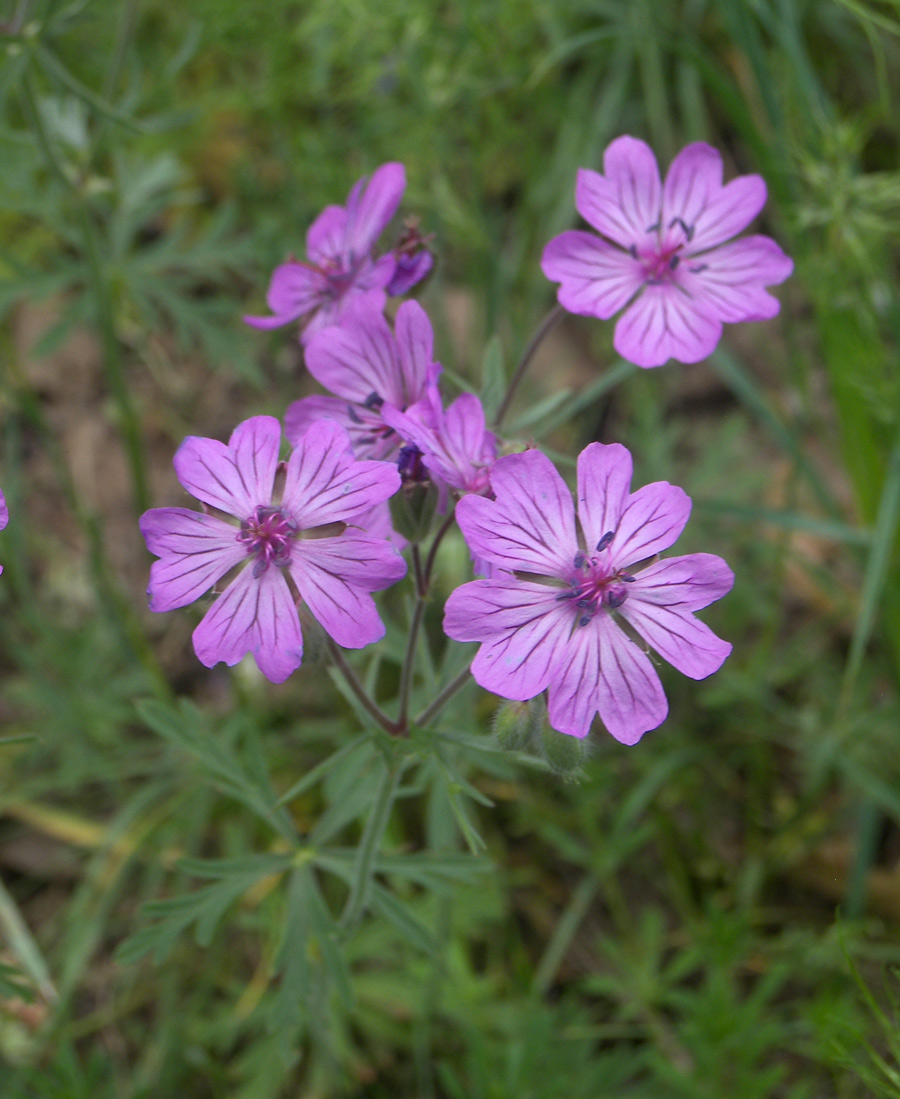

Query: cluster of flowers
left=141, top=138, right=792, bottom=744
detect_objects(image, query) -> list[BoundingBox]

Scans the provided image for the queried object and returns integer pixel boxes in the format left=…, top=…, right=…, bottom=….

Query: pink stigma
left=633, top=216, right=696, bottom=285
left=237, top=506, right=298, bottom=577
left=555, top=541, right=633, bottom=626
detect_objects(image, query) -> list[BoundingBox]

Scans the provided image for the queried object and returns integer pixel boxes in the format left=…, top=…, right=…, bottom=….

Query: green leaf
left=841, top=423, right=900, bottom=701
left=370, top=884, right=437, bottom=955
left=270, top=868, right=313, bottom=1053
left=136, top=698, right=295, bottom=841
left=0, top=875, right=56, bottom=1003
left=528, top=360, right=635, bottom=439
left=694, top=499, right=871, bottom=545
left=116, top=854, right=291, bottom=965
left=276, top=734, right=368, bottom=806
left=480, top=334, right=506, bottom=419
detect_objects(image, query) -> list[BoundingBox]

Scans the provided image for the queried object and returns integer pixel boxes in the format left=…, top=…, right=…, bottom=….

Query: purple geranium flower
left=444, top=443, right=734, bottom=743
left=382, top=385, right=497, bottom=507
left=541, top=136, right=793, bottom=368
left=244, top=163, right=424, bottom=343
left=285, top=299, right=441, bottom=461
left=140, top=416, right=406, bottom=683
left=0, top=490, right=7, bottom=575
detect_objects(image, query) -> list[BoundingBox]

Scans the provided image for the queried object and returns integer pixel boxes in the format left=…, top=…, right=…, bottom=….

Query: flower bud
left=540, top=727, right=588, bottom=779
left=389, top=479, right=438, bottom=545
left=493, top=698, right=544, bottom=751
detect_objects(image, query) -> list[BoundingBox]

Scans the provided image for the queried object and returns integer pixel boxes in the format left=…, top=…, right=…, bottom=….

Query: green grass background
left=2, top=0, right=900, bottom=1095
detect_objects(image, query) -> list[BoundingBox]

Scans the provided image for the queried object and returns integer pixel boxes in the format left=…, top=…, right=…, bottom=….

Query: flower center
left=631, top=216, right=707, bottom=285
left=555, top=536, right=634, bottom=627
left=319, top=255, right=367, bottom=301
left=237, top=505, right=298, bottom=577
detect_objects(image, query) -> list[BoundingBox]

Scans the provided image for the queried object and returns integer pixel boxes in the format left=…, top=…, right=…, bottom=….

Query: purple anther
left=398, top=444, right=427, bottom=483
left=605, top=583, right=628, bottom=610
left=596, top=530, right=615, bottom=552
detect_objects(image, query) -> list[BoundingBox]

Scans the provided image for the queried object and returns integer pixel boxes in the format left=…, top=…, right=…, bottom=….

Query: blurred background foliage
left=1, top=0, right=900, bottom=1094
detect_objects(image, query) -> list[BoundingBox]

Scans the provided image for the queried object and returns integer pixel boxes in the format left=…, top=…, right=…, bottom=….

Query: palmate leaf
left=115, top=852, right=294, bottom=965
left=136, top=698, right=296, bottom=842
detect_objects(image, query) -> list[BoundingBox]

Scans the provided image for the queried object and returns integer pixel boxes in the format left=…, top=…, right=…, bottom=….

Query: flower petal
left=345, top=163, right=406, bottom=257
left=628, top=553, right=735, bottom=611
left=613, top=284, right=723, bottom=368
left=575, top=137, right=662, bottom=250
left=610, top=480, right=691, bottom=568
left=173, top=416, right=281, bottom=518
left=284, top=395, right=358, bottom=445
left=445, top=579, right=572, bottom=700
left=306, top=205, right=348, bottom=264
left=576, top=442, right=633, bottom=551
left=541, top=230, right=644, bottom=318
left=141, top=507, right=245, bottom=612
left=0, top=490, right=7, bottom=532
left=300, top=288, right=388, bottom=344
left=387, top=249, right=433, bottom=295
left=546, top=622, right=601, bottom=738
left=192, top=565, right=303, bottom=683
left=243, top=263, right=325, bottom=329
left=455, top=450, right=578, bottom=577
left=291, top=534, right=404, bottom=648
left=394, top=299, right=438, bottom=403
left=595, top=616, right=668, bottom=744
left=660, top=142, right=723, bottom=251
left=354, top=252, right=397, bottom=292
left=284, top=393, right=399, bottom=462
left=688, top=174, right=767, bottom=253
left=618, top=598, right=732, bottom=679
left=304, top=305, right=404, bottom=406
left=678, top=235, right=793, bottom=322
left=386, top=392, right=495, bottom=495
left=281, top=418, right=400, bottom=528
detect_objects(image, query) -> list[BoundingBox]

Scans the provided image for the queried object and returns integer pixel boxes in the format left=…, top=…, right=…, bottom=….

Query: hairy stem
left=414, top=666, right=472, bottom=728
left=493, top=303, right=565, bottom=429
left=327, top=639, right=400, bottom=736
left=397, top=514, right=459, bottom=730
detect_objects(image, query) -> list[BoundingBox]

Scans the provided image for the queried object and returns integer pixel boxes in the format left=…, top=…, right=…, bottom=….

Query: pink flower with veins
left=382, top=384, right=497, bottom=509
left=285, top=299, right=440, bottom=462
left=444, top=444, right=734, bottom=743
left=541, top=136, right=793, bottom=368
left=140, top=417, right=405, bottom=683
left=244, top=163, right=425, bottom=343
